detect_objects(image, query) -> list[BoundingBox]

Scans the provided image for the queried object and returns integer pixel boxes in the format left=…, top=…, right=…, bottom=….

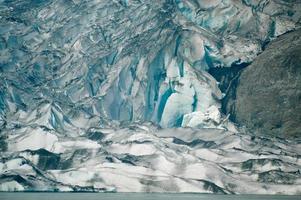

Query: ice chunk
left=182, top=105, right=221, bottom=128
left=0, top=181, right=24, bottom=191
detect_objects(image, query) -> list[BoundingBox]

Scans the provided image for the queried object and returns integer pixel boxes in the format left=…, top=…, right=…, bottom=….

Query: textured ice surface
left=1, top=0, right=300, bottom=129
left=0, top=0, right=301, bottom=194
left=1, top=124, right=301, bottom=194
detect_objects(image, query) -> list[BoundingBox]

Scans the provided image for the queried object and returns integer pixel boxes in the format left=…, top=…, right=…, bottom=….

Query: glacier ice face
left=0, top=0, right=301, bottom=194
left=1, top=124, right=301, bottom=194
left=1, top=0, right=300, bottom=130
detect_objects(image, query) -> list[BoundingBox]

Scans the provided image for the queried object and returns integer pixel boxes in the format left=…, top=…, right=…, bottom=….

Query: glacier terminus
left=0, top=0, right=301, bottom=194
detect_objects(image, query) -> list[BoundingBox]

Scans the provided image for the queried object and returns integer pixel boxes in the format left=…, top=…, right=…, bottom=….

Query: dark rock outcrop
left=224, top=29, right=301, bottom=138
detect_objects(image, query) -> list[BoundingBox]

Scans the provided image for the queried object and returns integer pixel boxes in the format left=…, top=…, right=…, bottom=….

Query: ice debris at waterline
left=0, top=0, right=301, bottom=194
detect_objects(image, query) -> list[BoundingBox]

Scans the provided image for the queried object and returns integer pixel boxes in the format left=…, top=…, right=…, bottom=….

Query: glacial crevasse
left=0, top=0, right=301, bottom=194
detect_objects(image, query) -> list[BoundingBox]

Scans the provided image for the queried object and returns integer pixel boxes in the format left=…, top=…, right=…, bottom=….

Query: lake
left=0, top=193, right=300, bottom=200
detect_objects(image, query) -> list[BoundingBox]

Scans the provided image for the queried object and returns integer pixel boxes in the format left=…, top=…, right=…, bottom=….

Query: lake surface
left=0, top=193, right=300, bottom=200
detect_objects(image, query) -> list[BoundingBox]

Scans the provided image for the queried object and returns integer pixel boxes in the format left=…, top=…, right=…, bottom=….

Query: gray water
left=0, top=193, right=300, bottom=200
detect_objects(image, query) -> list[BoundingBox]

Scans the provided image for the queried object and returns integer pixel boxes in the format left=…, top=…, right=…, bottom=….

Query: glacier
left=0, top=0, right=301, bottom=194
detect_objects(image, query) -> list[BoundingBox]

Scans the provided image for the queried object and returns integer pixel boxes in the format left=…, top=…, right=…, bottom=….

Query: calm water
left=0, top=193, right=300, bottom=200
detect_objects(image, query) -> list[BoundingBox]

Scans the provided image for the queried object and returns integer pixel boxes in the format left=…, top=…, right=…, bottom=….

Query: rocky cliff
left=224, top=29, right=301, bottom=138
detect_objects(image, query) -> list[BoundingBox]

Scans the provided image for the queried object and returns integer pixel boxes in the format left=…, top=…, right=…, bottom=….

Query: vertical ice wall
left=1, top=0, right=301, bottom=193
left=0, top=0, right=300, bottom=133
